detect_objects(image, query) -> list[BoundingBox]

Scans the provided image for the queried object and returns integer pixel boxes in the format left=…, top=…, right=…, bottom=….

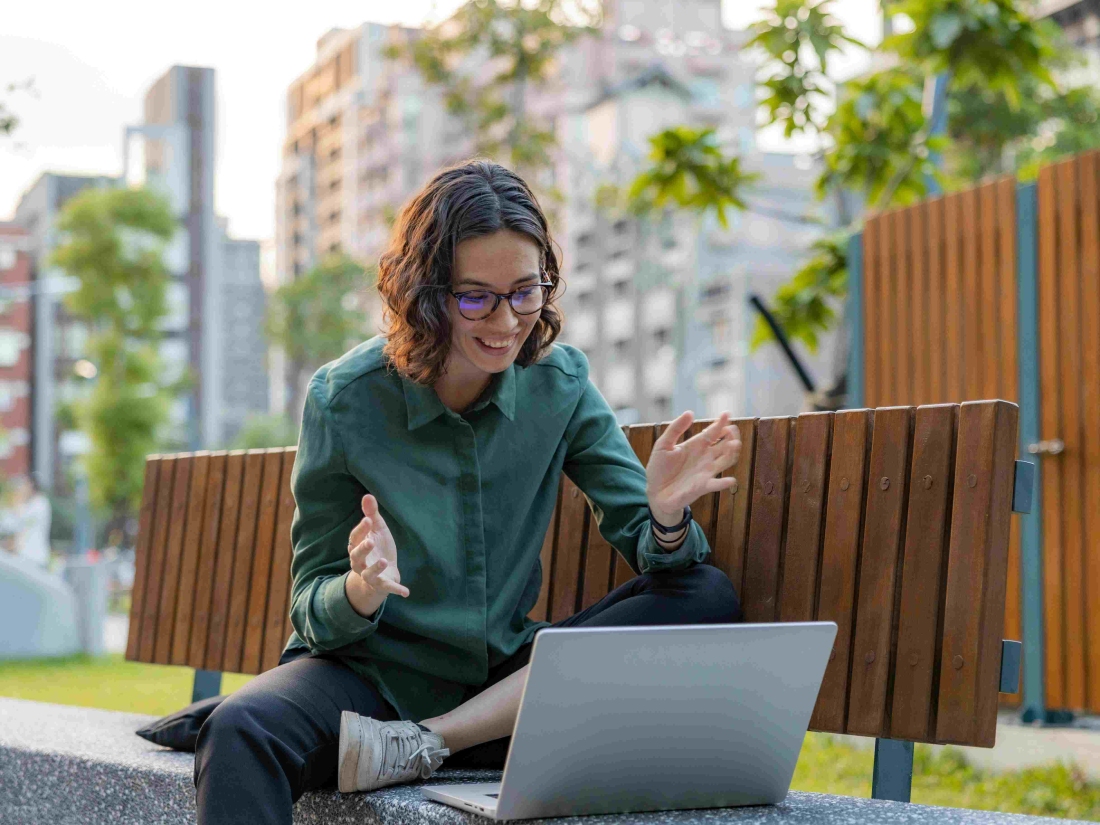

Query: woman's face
left=446, top=228, right=543, bottom=378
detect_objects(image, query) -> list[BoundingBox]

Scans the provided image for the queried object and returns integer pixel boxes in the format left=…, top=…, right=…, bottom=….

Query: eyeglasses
left=449, top=281, right=555, bottom=321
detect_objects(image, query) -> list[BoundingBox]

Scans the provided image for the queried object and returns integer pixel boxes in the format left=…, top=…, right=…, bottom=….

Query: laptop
left=420, top=621, right=837, bottom=820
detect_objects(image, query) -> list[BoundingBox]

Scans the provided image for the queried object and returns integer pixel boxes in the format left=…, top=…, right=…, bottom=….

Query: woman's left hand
left=645, top=410, right=742, bottom=525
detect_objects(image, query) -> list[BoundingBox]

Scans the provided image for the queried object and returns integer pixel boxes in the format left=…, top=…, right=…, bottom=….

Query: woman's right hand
left=345, top=494, right=409, bottom=618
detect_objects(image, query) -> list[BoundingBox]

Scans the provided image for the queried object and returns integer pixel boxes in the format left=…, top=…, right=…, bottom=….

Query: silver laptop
left=420, top=621, right=837, bottom=820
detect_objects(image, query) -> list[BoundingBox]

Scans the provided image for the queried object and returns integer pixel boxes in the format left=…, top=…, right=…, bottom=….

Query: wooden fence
left=858, top=150, right=1100, bottom=713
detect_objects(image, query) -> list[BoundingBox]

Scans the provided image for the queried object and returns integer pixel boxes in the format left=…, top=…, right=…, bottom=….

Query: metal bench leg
left=191, top=669, right=223, bottom=703
left=871, top=738, right=913, bottom=802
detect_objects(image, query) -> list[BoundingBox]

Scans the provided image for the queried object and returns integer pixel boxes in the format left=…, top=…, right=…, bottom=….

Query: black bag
left=135, top=694, right=226, bottom=752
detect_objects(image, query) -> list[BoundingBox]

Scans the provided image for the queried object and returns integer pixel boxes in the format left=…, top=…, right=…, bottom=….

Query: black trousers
left=194, top=564, right=741, bottom=825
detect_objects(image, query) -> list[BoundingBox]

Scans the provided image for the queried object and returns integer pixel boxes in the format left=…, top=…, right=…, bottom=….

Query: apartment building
left=0, top=224, right=34, bottom=479
left=276, top=0, right=824, bottom=421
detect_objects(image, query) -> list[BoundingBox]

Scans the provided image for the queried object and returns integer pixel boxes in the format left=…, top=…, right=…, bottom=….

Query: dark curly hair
left=377, top=159, right=564, bottom=385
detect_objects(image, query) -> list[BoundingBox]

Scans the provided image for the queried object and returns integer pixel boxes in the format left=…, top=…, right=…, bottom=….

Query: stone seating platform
left=0, top=697, right=1073, bottom=824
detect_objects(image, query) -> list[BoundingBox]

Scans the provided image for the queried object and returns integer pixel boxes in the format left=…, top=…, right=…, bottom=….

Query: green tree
left=390, top=0, right=601, bottom=194
left=229, top=414, right=300, bottom=450
left=0, top=78, right=36, bottom=138
left=50, top=187, right=180, bottom=535
left=266, top=253, right=374, bottom=421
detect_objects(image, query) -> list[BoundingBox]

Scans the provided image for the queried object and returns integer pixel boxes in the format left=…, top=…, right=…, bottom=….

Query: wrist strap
left=648, top=505, right=692, bottom=535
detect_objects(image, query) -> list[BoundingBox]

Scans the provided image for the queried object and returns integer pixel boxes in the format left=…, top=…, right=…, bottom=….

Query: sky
left=0, top=0, right=882, bottom=242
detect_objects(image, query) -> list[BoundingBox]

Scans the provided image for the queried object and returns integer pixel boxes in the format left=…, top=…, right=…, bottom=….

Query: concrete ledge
left=0, top=698, right=1065, bottom=824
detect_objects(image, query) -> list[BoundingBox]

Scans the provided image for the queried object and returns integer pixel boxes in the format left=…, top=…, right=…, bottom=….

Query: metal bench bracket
left=192, top=669, right=223, bottom=703
left=1012, top=460, right=1035, bottom=513
left=871, top=738, right=913, bottom=802
left=1000, top=640, right=1022, bottom=694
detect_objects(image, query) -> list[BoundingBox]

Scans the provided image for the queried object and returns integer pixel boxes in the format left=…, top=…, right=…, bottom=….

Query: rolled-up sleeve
left=289, top=379, right=386, bottom=651
left=563, top=375, right=710, bottom=575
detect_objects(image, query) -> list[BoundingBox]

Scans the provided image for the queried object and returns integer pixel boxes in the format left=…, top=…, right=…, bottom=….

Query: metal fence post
left=871, top=738, right=914, bottom=802
left=192, top=669, right=223, bottom=703
left=1015, top=181, right=1046, bottom=724
left=847, top=231, right=865, bottom=409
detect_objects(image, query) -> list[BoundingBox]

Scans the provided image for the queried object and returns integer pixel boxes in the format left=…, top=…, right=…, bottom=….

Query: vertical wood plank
left=879, top=213, right=898, bottom=406
left=711, top=418, right=757, bottom=597
left=910, top=201, right=929, bottom=403
left=741, top=417, right=793, bottom=623
left=1055, top=157, right=1088, bottom=711
left=888, top=404, right=958, bottom=741
left=893, top=209, right=913, bottom=405
left=530, top=480, right=561, bottom=622
left=846, top=406, right=913, bottom=738
left=188, top=452, right=228, bottom=668
left=262, top=448, right=299, bottom=672
left=810, top=410, right=873, bottom=733
left=778, top=412, right=833, bottom=621
left=551, top=475, right=589, bottom=621
left=686, top=418, right=720, bottom=547
left=1036, top=164, right=1065, bottom=708
left=126, top=457, right=161, bottom=661
left=139, top=456, right=177, bottom=662
left=221, top=450, right=266, bottom=673
left=864, top=216, right=882, bottom=407
left=241, top=450, right=287, bottom=674
left=169, top=453, right=211, bottom=664
left=935, top=401, right=1019, bottom=746
left=615, top=425, right=658, bottom=588
left=944, top=192, right=965, bottom=403
left=980, top=181, right=1002, bottom=404
left=962, top=187, right=984, bottom=401
left=927, top=197, right=946, bottom=405
left=203, top=451, right=246, bottom=671
left=580, top=434, right=621, bottom=611
left=1079, top=151, right=1100, bottom=713
left=153, top=457, right=193, bottom=664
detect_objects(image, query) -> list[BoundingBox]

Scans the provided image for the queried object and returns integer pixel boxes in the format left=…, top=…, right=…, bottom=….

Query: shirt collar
left=402, top=365, right=517, bottom=430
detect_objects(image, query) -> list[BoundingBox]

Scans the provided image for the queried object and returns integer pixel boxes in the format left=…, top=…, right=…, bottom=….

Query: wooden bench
left=125, top=399, right=1032, bottom=803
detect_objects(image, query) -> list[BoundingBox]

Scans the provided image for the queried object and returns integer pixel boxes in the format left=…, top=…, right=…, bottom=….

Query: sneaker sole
left=338, top=710, right=363, bottom=793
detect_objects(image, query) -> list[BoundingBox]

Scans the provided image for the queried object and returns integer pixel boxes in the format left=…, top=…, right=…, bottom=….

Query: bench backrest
left=127, top=399, right=1019, bottom=748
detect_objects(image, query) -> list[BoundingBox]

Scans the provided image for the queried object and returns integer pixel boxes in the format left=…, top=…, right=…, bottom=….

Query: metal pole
left=871, top=738, right=914, bottom=802
left=191, top=669, right=223, bottom=703
left=747, top=294, right=817, bottom=394
left=846, top=232, right=865, bottom=409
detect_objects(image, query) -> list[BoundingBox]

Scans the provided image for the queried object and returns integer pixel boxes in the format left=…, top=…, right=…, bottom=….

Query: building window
left=653, top=396, right=671, bottom=421
left=653, top=328, right=670, bottom=347
left=612, top=280, right=630, bottom=298
left=700, top=282, right=729, bottom=302
left=613, top=339, right=630, bottom=359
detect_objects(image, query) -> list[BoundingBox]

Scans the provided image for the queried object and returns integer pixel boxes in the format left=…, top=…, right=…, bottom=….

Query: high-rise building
left=1039, top=0, right=1100, bottom=85
left=0, top=223, right=34, bottom=480
left=275, top=1, right=827, bottom=420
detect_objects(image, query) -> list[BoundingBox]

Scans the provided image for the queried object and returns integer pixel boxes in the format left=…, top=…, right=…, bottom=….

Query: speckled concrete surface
left=0, top=698, right=1079, bottom=824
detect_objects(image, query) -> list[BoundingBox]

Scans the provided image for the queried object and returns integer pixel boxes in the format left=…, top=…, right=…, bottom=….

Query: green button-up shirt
left=284, top=336, right=711, bottom=722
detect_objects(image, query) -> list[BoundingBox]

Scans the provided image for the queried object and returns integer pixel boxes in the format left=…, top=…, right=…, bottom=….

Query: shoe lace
left=379, top=726, right=449, bottom=781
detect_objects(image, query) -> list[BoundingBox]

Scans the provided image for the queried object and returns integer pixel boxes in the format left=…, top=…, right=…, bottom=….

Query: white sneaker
left=338, top=711, right=450, bottom=793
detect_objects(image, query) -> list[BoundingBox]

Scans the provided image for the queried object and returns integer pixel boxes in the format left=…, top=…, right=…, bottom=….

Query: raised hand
left=345, top=494, right=409, bottom=617
left=644, top=411, right=742, bottom=523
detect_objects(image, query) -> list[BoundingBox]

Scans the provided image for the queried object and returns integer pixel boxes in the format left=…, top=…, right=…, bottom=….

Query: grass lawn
left=2, top=654, right=1099, bottom=820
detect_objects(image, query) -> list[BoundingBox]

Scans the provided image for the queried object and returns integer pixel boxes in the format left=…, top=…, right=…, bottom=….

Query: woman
left=194, top=159, right=743, bottom=825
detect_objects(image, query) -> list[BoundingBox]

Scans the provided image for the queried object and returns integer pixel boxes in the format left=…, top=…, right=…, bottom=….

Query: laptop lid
left=494, top=621, right=837, bottom=820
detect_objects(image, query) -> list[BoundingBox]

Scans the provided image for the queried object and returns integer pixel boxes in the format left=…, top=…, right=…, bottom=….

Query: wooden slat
left=864, top=216, right=881, bottom=407
left=188, top=452, right=228, bottom=668
left=943, top=192, right=965, bottom=403
left=927, top=197, right=946, bottom=405
left=203, top=451, right=246, bottom=671
left=879, top=213, right=898, bottom=405
left=153, top=457, right=193, bottom=664
left=169, top=453, right=211, bottom=664
left=893, top=208, right=913, bottom=405
left=221, top=450, right=266, bottom=673
left=1055, top=157, right=1088, bottom=710
left=910, top=201, right=929, bottom=403
left=741, top=417, right=793, bottom=623
left=778, top=412, right=832, bottom=621
left=262, top=448, right=299, bottom=672
left=1080, top=151, right=1100, bottom=713
left=126, top=457, right=161, bottom=661
left=580, top=425, right=620, bottom=611
left=935, top=401, right=1018, bottom=746
left=1036, top=164, right=1065, bottom=708
left=138, top=456, right=177, bottom=662
left=889, top=404, right=957, bottom=741
left=550, top=475, right=588, bottom=622
left=846, top=406, right=913, bottom=738
left=979, top=181, right=1001, bottom=402
left=241, top=450, right=287, bottom=674
left=711, top=418, right=756, bottom=596
left=530, top=480, right=561, bottom=623
left=686, top=419, right=720, bottom=547
left=616, top=424, right=658, bottom=588
left=810, top=410, right=873, bottom=733
left=962, top=187, right=983, bottom=401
